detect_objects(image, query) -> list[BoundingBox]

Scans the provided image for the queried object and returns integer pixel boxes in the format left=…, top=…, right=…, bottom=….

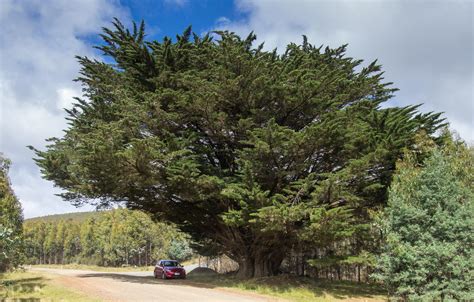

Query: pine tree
left=374, top=135, right=474, bottom=300
left=31, top=19, right=445, bottom=277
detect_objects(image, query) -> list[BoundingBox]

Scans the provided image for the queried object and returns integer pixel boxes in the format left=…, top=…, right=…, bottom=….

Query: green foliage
left=168, top=239, right=193, bottom=262
left=31, top=19, right=445, bottom=277
left=308, top=251, right=376, bottom=268
left=0, top=154, right=24, bottom=272
left=374, top=135, right=474, bottom=300
left=23, top=209, right=192, bottom=266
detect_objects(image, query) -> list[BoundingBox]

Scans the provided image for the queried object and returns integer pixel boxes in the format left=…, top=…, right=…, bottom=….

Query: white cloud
left=10, top=165, right=94, bottom=218
left=0, top=0, right=128, bottom=218
left=220, top=0, right=474, bottom=142
left=216, top=16, right=231, bottom=26
left=56, top=88, right=79, bottom=111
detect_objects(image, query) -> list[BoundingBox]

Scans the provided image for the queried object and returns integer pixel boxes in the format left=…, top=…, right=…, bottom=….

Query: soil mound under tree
left=187, top=267, right=218, bottom=277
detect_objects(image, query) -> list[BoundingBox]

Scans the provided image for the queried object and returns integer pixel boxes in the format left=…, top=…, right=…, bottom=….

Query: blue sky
left=84, top=0, right=246, bottom=45
left=123, top=0, right=241, bottom=36
left=1, top=0, right=472, bottom=218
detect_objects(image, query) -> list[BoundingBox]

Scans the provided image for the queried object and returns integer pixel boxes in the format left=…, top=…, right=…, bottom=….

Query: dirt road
left=32, top=268, right=282, bottom=302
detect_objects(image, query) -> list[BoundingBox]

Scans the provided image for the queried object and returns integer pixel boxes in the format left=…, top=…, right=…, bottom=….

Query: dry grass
left=187, top=274, right=387, bottom=302
left=0, top=270, right=100, bottom=301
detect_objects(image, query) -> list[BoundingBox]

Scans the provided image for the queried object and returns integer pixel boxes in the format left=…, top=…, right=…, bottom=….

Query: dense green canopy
left=375, top=136, right=474, bottom=299
left=0, top=155, right=24, bottom=272
left=32, top=19, right=445, bottom=277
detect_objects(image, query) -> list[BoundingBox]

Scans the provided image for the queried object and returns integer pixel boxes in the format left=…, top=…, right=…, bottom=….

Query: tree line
left=23, top=208, right=193, bottom=266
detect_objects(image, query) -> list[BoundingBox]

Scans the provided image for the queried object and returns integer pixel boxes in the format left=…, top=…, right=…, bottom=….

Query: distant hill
left=25, top=211, right=105, bottom=223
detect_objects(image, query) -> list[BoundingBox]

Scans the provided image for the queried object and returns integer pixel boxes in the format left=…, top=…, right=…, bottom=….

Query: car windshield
left=162, top=261, right=179, bottom=267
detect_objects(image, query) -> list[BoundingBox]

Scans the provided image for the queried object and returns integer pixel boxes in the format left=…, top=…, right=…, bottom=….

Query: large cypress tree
left=31, top=20, right=444, bottom=277
left=0, top=154, right=24, bottom=272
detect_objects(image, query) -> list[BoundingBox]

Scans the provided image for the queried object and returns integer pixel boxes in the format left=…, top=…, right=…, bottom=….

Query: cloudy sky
left=1, top=0, right=472, bottom=218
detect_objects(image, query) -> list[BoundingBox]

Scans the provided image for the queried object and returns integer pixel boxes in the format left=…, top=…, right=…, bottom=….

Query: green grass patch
left=187, top=274, right=387, bottom=302
left=0, top=270, right=100, bottom=301
left=30, top=263, right=154, bottom=272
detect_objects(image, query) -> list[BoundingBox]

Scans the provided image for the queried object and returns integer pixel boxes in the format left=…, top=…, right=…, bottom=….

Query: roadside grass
left=30, top=263, right=155, bottom=272
left=0, top=270, right=100, bottom=301
left=187, top=274, right=387, bottom=302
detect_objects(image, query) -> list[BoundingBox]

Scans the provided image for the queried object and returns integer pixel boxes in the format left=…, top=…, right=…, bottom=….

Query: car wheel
left=154, top=272, right=158, bottom=279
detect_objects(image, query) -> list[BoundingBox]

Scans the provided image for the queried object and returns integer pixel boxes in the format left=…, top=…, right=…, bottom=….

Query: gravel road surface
left=31, top=267, right=281, bottom=302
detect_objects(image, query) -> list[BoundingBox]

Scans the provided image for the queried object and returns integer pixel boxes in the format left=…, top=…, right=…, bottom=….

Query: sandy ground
left=31, top=267, right=282, bottom=302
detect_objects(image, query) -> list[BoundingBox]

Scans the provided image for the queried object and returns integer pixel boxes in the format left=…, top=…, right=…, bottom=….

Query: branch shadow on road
left=76, top=273, right=218, bottom=289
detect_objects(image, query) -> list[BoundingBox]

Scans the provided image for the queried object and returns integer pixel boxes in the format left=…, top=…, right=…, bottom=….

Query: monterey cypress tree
left=31, top=19, right=444, bottom=277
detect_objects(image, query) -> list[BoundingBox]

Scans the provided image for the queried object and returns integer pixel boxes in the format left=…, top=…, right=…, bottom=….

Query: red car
left=154, top=260, right=186, bottom=279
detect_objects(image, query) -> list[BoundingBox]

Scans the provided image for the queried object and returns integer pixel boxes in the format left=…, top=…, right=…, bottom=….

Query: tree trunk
left=149, top=243, right=152, bottom=266
left=357, top=265, right=361, bottom=283
left=236, top=258, right=255, bottom=278
left=145, top=244, right=148, bottom=266
left=236, top=250, right=285, bottom=278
